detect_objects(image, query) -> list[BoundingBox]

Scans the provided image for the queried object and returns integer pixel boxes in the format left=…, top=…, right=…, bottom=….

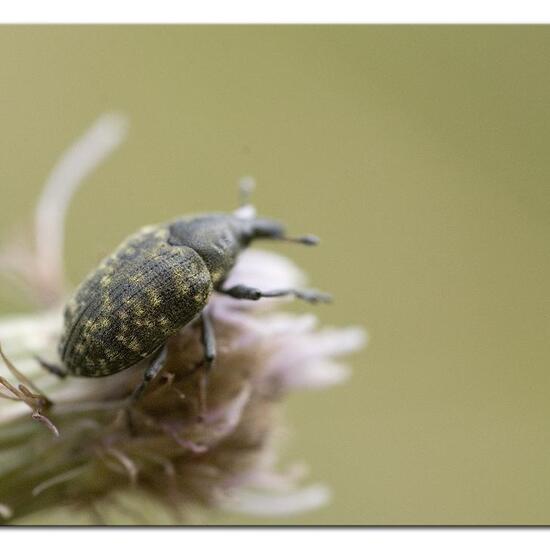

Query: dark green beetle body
left=59, top=213, right=287, bottom=377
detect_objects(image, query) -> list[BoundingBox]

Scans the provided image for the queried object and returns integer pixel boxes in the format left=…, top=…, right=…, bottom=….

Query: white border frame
left=1, top=528, right=550, bottom=549
left=0, top=5, right=548, bottom=545
left=2, top=0, right=550, bottom=24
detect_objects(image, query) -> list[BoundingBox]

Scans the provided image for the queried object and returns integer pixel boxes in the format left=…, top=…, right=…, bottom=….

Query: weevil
left=40, top=183, right=330, bottom=405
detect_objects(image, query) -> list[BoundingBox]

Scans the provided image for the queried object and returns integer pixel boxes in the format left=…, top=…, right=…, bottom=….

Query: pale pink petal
left=202, top=384, right=252, bottom=443
left=264, top=327, right=366, bottom=374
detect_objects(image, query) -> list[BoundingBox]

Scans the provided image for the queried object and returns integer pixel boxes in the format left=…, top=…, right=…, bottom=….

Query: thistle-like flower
left=0, top=115, right=366, bottom=525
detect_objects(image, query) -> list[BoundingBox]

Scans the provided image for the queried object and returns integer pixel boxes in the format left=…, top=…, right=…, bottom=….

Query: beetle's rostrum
left=46, top=195, right=330, bottom=404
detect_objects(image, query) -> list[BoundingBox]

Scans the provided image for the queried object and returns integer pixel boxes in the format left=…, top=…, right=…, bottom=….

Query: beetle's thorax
left=167, top=214, right=246, bottom=287
left=167, top=213, right=286, bottom=288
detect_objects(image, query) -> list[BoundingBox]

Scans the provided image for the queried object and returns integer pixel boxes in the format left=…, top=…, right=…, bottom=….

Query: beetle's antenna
left=279, top=234, right=320, bottom=246
left=234, top=177, right=257, bottom=220
left=238, top=176, right=256, bottom=207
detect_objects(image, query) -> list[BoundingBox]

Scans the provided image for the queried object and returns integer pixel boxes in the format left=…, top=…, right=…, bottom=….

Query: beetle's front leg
left=219, top=284, right=332, bottom=304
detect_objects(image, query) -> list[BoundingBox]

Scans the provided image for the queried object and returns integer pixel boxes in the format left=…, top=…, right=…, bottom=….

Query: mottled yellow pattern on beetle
left=59, top=224, right=213, bottom=377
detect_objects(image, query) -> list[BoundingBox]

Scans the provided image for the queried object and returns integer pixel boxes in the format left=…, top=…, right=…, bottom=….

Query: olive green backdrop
left=0, top=26, right=549, bottom=525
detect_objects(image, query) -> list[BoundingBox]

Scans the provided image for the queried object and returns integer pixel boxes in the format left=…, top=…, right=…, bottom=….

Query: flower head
left=0, top=115, right=366, bottom=524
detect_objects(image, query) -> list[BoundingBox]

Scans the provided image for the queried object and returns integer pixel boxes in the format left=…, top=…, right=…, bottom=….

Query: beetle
left=40, top=184, right=330, bottom=404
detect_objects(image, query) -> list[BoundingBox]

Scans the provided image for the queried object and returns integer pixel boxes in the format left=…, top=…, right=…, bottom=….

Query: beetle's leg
left=200, top=310, right=216, bottom=371
left=36, top=356, right=68, bottom=379
left=198, top=310, right=216, bottom=419
left=219, top=284, right=332, bottom=304
left=130, top=346, right=168, bottom=403
left=125, top=348, right=168, bottom=435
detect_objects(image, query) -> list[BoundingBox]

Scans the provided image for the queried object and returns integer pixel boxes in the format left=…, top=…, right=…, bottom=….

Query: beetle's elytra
left=59, top=221, right=212, bottom=377
left=50, top=190, right=330, bottom=400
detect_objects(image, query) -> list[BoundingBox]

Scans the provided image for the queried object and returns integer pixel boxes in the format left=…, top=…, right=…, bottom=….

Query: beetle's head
left=168, top=180, right=321, bottom=282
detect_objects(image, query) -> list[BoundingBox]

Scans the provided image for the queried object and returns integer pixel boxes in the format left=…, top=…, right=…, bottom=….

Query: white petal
left=277, top=360, right=352, bottom=390
left=35, top=113, right=128, bottom=294
left=307, top=327, right=368, bottom=357
left=251, top=313, right=318, bottom=336
left=264, top=327, right=367, bottom=377
left=238, top=462, right=310, bottom=491
left=220, top=483, right=330, bottom=517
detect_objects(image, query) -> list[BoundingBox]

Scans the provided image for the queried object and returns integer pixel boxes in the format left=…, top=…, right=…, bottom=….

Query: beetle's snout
left=248, top=218, right=286, bottom=241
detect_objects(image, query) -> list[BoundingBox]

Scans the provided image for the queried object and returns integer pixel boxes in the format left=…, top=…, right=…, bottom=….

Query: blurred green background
left=1, top=26, right=549, bottom=525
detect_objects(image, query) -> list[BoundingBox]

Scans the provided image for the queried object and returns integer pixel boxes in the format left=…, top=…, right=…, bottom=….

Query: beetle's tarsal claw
left=295, top=289, right=332, bottom=304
